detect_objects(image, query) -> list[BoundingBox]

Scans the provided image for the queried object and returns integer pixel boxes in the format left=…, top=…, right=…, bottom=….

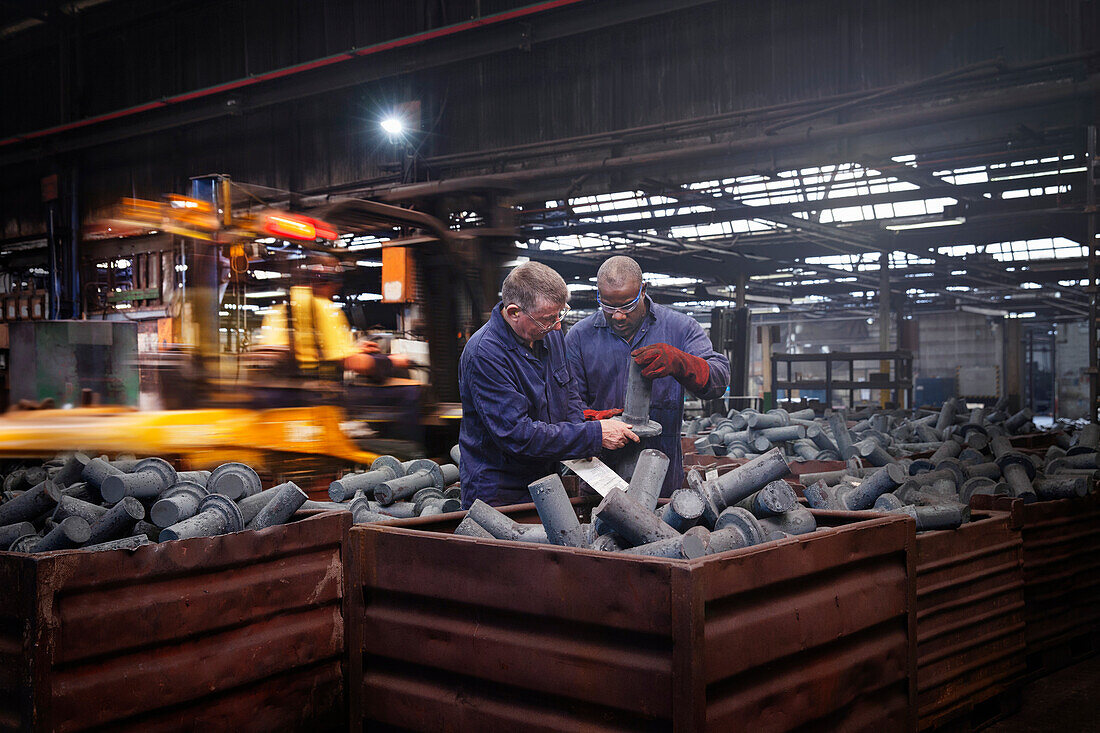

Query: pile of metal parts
left=331, top=447, right=462, bottom=525
left=455, top=447, right=820, bottom=560
left=0, top=453, right=317, bottom=553
left=685, top=397, right=1042, bottom=463
left=682, top=399, right=1096, bottom=533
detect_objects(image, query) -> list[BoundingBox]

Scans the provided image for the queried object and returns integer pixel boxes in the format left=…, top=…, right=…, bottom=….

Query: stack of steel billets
left=791, top=400, right=1095, bottom=530
left=456, top=447, right=825, bottom=558
left=0, top=453, right=325, bottom=553
left=684, top=397, right=1045, bottom=464
left=331, top=452, right=461, bottom=524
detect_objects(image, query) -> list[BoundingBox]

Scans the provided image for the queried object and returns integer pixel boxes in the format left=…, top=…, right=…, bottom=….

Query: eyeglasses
left=521, top=305, right=570, bottom=334
left=597, top=283, right=645, bottom=316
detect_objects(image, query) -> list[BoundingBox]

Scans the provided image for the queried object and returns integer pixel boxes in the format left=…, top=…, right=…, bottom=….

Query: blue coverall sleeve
left=564, top=329, right=593, bottom=413
left=466, top=346, right=602, bottom=460
left=681, top=321, right=731, bottom=400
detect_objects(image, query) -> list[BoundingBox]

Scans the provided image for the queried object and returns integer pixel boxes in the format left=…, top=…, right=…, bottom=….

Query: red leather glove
left=583, top=407, right=623, bottom=421
left=631, top=343, right=710, bottom=393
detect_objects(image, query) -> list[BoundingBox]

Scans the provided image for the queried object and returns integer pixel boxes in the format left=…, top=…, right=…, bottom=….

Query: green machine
left=8, top=321, right=138, bottom=407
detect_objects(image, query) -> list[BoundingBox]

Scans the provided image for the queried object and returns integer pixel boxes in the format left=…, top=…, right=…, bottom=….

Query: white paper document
left=561, top=457, right=629, bottom=497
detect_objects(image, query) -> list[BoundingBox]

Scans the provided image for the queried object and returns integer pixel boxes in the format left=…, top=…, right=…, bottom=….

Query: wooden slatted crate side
left=0, top=511, right=350, bottom=732
left=352, top=509, right=916, bottom=733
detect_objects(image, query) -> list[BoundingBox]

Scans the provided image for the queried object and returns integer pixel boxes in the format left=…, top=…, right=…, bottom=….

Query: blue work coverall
left=565, top=297, right=730, bottom=496
left=459, top=303, right=603, bottom=508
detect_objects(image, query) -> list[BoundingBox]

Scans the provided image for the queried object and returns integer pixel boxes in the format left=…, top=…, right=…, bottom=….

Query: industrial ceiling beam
left=0, top=0, right=723, bottom=167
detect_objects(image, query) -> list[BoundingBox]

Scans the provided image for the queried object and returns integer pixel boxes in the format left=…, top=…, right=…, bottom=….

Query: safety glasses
left=521, top=305, right=570, bottom=334
left=597, top=283, right=645, bottom=316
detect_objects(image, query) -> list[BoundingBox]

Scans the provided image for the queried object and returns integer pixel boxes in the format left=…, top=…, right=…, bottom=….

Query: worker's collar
left=592, top=294, right=659, bottom=330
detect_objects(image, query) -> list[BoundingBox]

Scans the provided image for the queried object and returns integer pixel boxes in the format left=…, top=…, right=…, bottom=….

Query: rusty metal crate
left=815, top=508, right=1025, bottom=730
left=347, top=498, right=917, bottom=732
left=0, top=511, right=351, bottom=732
left=971, top=493, right=1100, bottom=678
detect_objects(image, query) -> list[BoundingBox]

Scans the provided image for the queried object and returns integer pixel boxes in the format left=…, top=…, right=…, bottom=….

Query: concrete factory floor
left=984, top=653, right=1100, bottom=731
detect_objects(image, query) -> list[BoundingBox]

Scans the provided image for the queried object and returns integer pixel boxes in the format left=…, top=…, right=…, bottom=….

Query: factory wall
left=1055, top=320, right=1090, bottom=419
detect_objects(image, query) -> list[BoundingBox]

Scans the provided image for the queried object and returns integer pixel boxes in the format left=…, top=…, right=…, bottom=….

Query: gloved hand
left=583, top=407, right=623, bottom=421
left=631, top=343, right=710, bottom=393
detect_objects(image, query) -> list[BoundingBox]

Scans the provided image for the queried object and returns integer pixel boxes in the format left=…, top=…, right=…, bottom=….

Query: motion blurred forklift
left=0, top=175, right=514, bottom=489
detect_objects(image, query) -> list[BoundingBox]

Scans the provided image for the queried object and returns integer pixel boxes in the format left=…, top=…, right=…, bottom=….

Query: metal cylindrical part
left=55, top=453, right=90, bottom=487
left=466, top=500, right=546, bottom=543
left=160, top=494, right=244, bottom=541
left=150, top=482, right=209, bottom=528
left=757, top=425, right=805, bottom=442
left=0, top=480, right=61, bottom=525
left=528, top=473, right=587, bottom=548
left=796, top=468, right=849, bottom=486
left=843, top=463, right=908, bottom=510
left=1004, top=408, right=1033, bottom=433
left=86, top=497, right=145, bottom=543
left=207, top=462, right=262, bottom=500
left=626, top=449, right=670, bottom=511
left=80, top=535, right=152, bottom=553
left=454, top=515, right=494, bottom=538
left=467, top=499, right=527, bottom=541
left=735, top=479, right=798, bottom=518
left=693, top=437, right=715, bottom=456
left=929, top=439, right=962, bottom=465
left=806, top=424, right=839, bottom=454
left=621, top=357, right=654, bottom=424
left=621, top=533, right=707, bottom=559
left=237, top=484, right=285, bottom=524
left=450, top=444, right=462, bottom=466
left=1062, top=453, right=1100, bottom=469
left=792, top=440, right=818, bottom=461
left=131, top=520, right=161, bottom=541
left=757, top=507, right=817, bottom=536
left=246, top=481, right=307, bottom=530
left=376, top=468, right=434, bottom=506
left=874, top=492, right=906, bottom=511
left=959, top=477, right=999, bottom=504
left=659, top=489, right=705, bottom=532
left=851, top=438, right=895, bottom=467
left=747, top=411, right=788, bottom=430
left=591, top=533, right=627, bottom=552
left=175, top=470, right=210, bottom=487
left=711, top=447, right=790, bottom=507
left=101, top=458, right=178, bottom=504
left=787, top=408, right=815, bottom=420
left=803, top=480, right=840, bottom=510
left=594, top=487, right=680, bottom=547
left=827, top=414, right=854, bottom=456
left=53, top=495, right=108, bottom=524
left=376, top=501, right=418, bottom=519
left=934, top=400, right=958, bottom=433
left=329, top=465, right=398, bottom=502
left=706, top=526, right=753, bottom=554
left=899, top=503, right=969, bottom=531
left=81, top=457, right=125, bottom=490
left=1034, top=477, right=1089, bottom=500
left=0, top=521, right=36, bottom=550
left=34, top=516, right=91, bottom=552
left=1002, top=463, right=1037, bottom=502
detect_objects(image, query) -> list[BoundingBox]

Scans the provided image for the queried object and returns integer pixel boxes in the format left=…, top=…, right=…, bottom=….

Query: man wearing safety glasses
left=566, top=256, right=730, bottom=496
left=458, top=261, right=640, bottom=508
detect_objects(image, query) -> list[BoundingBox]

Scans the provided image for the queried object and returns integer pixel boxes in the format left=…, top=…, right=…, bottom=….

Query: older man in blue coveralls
left=566, top=256, right=730, bottom=497
left=459, top=261, right=640, bottom=508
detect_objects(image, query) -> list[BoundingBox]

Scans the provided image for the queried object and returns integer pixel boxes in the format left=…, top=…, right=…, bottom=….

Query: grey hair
left=501, top=261, right=569, bottom=311
left=597, top=255, right=643, bottom=290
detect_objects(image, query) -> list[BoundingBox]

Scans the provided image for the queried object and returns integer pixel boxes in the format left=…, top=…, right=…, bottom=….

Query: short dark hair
left=501, top=261, right=568, bottom=311
left=597, top=255, right=643, bottom=291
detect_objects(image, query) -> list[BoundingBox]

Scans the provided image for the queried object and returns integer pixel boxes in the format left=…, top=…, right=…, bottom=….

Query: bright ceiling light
left=380, top=117, right=405, bottom=136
